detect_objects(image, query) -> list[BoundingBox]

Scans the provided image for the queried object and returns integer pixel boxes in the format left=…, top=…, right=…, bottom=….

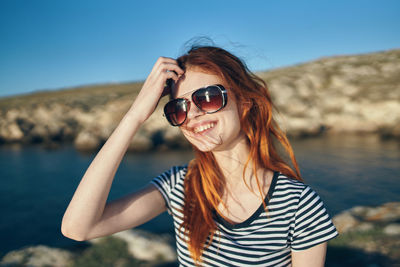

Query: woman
left=62, top=45, right=338, bottom=266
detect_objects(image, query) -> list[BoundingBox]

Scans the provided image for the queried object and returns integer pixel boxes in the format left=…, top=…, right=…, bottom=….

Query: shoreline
left=0, top=131, right=398, bottom=154
left=1, top=202, right=399, bottom=266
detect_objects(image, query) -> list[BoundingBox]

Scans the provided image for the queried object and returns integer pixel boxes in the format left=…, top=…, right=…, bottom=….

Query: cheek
left=181, top=129, right=190, bottom=140
left=180, top=128, right=195, bottom=143
left=226, top=103, right=242, bottom=126
left=223, top=109, right=243, bottom=137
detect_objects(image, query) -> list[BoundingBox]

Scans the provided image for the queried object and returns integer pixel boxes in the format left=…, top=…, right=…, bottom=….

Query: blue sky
left=0, top=0, right=399, bottom=97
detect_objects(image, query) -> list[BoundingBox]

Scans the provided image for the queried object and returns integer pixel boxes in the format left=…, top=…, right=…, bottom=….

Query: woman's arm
left=291, top=242, right=327, bottom=267
left=61, top=57, right=183, bottom=241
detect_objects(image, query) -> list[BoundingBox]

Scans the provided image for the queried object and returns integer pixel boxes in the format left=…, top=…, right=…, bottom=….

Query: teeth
left=194, top=123, right=215, bottom=133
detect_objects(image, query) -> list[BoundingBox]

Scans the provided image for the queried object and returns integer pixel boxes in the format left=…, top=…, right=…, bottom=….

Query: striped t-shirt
left=151, top=165, right=338, bottom=266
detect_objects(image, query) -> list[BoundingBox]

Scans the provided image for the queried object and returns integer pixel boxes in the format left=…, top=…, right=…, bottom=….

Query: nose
left=186, top=100, right=205, bottom=120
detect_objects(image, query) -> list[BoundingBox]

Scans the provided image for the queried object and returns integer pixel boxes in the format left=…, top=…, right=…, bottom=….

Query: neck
left=212, top=138, right=261, bottom=191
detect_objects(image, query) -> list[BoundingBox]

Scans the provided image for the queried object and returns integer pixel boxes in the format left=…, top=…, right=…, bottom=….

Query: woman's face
left=173, top=68, right=246, bottom=152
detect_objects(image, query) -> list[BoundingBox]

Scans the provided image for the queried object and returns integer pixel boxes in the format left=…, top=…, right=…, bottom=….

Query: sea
left=0, top=134, right=399, bottom=256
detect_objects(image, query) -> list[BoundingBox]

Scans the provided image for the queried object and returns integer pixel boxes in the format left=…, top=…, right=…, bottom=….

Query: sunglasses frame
left=163, top=84, right=228, bottom=126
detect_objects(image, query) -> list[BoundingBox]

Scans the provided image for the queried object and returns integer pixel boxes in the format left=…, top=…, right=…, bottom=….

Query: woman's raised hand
left=130, top=57, right=184, bottom=123
left=61, top=57, right=185, bottom=242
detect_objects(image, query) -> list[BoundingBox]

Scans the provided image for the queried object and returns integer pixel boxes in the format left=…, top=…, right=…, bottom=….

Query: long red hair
left=176, top=46, right=302, bottom=264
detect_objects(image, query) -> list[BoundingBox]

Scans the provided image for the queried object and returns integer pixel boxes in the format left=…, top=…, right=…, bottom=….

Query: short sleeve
left=290, top=185, right=338, bottom=251
left=150, top=165, right=187, bottom=215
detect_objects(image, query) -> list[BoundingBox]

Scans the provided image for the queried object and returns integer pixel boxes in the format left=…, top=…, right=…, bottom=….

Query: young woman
left=62, top=45, right=338, bottom=266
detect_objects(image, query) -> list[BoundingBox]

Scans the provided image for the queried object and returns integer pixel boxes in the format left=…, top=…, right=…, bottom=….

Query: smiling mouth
left=193, top=122, right=216, bottom=134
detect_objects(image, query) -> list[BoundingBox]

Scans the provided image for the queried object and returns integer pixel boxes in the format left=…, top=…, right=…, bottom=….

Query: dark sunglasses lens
left=164, top=99, right=187, bottom=126
left=193, top=86, right=223, bottom=112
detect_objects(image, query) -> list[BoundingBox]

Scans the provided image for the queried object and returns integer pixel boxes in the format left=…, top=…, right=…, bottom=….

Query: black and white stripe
left=151, top=165, right=338, bottom=266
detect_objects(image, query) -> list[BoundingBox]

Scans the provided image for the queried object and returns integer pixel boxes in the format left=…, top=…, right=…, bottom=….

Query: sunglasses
left=163, top=84, right=228, bottom=126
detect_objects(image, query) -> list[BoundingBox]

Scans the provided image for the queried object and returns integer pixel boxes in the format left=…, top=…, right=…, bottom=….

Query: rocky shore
left=0, top=229, right=177, bottom=267
left=328, top=202, right=400, bottom=266
left=0, top=49, right=399, bottom=152
left=1, top=202, right=399, bottom=266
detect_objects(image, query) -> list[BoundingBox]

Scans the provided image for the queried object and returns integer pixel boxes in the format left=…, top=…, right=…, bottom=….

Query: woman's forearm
left=61, top=57, right=183, bottom=241
left=61, top=106, right=143, bottom=240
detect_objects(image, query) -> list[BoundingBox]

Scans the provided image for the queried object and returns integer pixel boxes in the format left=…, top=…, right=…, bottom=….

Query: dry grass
left=0, top=82, right=143, bottom=113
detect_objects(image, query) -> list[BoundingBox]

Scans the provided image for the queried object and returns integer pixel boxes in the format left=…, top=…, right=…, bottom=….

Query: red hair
left=176, top=46, right=302, bottom=264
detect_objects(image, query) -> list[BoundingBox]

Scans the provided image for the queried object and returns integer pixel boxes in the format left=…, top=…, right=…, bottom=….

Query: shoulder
left=277, top=174, right=339, bottom=249
left=151, top=164, right=188, bottom=190
left=272, top=172, right=323, bottom=208
left=275, top=173, right=331, bottom=218
left=169, top=164, right=188, bottom=182
left=274, top=172, right=308, bottom=196
left=165, top=165, right=188, bottom=178
left=150, top=165, right=188, bottom=214
left=155, top=164, right=188, bottom=178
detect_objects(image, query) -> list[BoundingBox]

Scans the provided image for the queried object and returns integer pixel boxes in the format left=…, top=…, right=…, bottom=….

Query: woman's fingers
left=131, top=56, right=184, bottom=123
left=153, top=57, right=184, bottom=76
left=144, top=57, right=183, bottom=92
left=157, top=64, right=184, bottom=83
left=164, top=62, right=185, bottom=76
left=162, top=68, right=180, bottom=82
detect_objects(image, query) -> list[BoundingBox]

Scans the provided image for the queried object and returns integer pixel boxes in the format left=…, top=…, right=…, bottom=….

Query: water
left=0, top=134, right=399, bottom=256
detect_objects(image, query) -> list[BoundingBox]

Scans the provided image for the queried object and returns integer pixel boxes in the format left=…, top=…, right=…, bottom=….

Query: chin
left=194, top=144, right=215, bottom=153
left=188, top=139, right=218, bottom=152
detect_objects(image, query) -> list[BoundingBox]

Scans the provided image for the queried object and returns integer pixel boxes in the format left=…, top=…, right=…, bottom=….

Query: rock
left=364, top=202, right=400, bottom=222
left=163, top=127, right=189, bottom=148
left=332, top=202, right=400, bottom=235
left=282, top=116, right=325, bottom=137
left=383, top=223, right=400, bottom=235
left=5, top=109, right=21, bottom=121
left=332, top=211, right=360, bottom=233
left=15, top=117, right=35, bottom=136
left=349, top=205, right=369, bottom=216
left=129, top=131, right=153, bottom=151
left=89, top=229, right=176, bottom=262
left=379, top=123, right=400, bottom=139
left=330, top=202, right=400, bottom=265
left=0, top=122, right=24, bottom=141
left=0, top=245, right=74, bottom=267
left=356, top=222, right=374, bottom=232
left=74, top=131, right=101, bottom=151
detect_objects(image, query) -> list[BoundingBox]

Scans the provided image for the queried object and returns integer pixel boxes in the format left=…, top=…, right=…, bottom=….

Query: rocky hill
left=0, top=49, right=399, bottom=151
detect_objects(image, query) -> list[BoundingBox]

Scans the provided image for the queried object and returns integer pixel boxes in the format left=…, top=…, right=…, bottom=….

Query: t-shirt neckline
left=213, top=170, right=279, bottom=229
